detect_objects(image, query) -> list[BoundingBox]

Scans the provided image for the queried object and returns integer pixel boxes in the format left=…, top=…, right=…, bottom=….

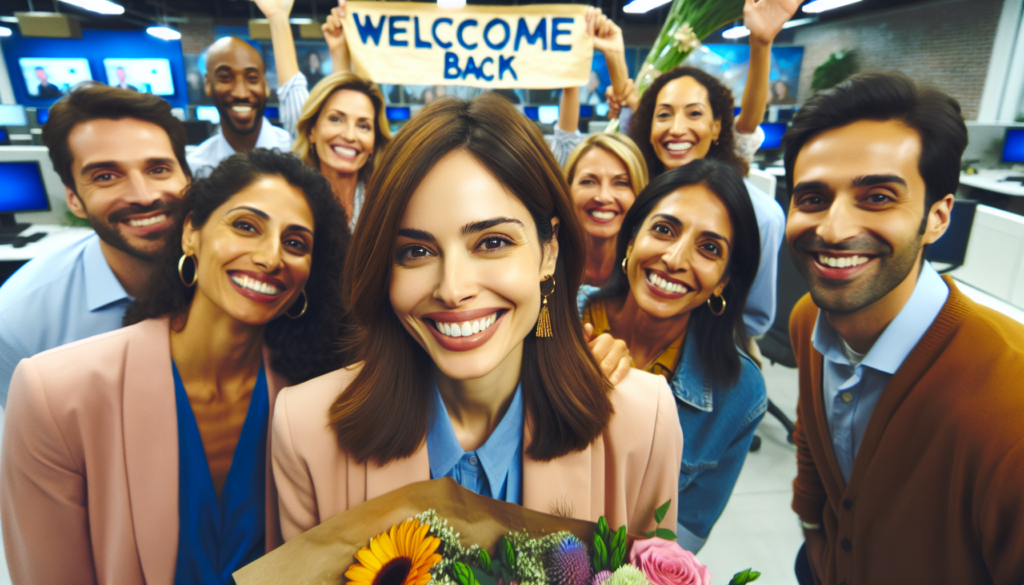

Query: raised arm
left=558, top=87, right=580, bottom=133
left=254, top=0, right=300, bottom=87
left=735, top=0, right=801, bottom=134
left=323, top=2, right=351, bottom=73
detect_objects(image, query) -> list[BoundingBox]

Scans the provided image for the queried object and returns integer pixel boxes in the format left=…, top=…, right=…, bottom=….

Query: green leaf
left=728, top=568, right=761, bottom=585
left=471, top=566, right=500, bottom=585
left=655, top=528, right=677, bottom=541
left=653, top=499, right=671, bottom=524
left=478, top=549, right=492, bottom=574
left=642, top=530, right=655, bottom=538
left=594, top=531, right=609, bottom=571
left=454, top=562, right=480, bottom=585
left=500, top=537, right=515, bottom=573
left=598, top=516, right=610, bottom=540
left=610, top=526, right=627, bottom=569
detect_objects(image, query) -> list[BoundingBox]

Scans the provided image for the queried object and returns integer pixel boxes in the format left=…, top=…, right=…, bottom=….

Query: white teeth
left=127, top=214, right=166, bottom=228
left=818, top=254, right=870, bottom=269
left=647, top=271, right=687, bottom=294
left=665, top=142, right=694, bottom=152
left=231, top=274, right=282, bottom=296
left=332, top=145, right=358, bottom=157
left=434, top=312, right=499, bottom=338
left=231, top=105, right=253, bottom=114
left=590, top=210, right=616, bottom=220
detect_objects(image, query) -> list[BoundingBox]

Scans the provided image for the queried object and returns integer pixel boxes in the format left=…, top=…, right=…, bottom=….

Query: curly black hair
left=628, top=66, right=748, bottom=179
left=123, top=148, right=350, bottom=384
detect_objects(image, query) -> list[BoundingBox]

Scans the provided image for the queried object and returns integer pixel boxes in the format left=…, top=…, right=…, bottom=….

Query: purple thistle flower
left=546, top=535, right=593, bottom=585
left=592, top=570, right=613, bottom=585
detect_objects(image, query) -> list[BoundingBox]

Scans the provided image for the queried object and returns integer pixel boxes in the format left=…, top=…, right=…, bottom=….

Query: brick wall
left=791, top=0, right=1004, bottom=120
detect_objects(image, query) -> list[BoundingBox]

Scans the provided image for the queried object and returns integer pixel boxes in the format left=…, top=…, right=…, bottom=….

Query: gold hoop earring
left=707, top=293, right=726, bottom=316
left=535, top=276, right=555, bottom=338
left=621, top=257, right=628, bottom=275
left=286, top=290, right=308, bottom=319
left=177, top=254, right=197, bottom=288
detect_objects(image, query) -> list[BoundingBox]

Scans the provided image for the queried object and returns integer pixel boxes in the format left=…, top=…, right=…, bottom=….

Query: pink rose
left=630, top=538, right=711, bottom=585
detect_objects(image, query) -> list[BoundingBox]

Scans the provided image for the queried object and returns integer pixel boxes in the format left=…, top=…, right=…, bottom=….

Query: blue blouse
left=425, top=382, right=524, bottom=505
left=172, top=363, right=269, bottom=585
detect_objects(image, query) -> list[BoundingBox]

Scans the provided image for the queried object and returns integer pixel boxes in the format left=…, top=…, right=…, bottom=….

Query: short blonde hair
left=563, top=133, right=649, bottom=195
left=293, top=71, right=392, bottom=184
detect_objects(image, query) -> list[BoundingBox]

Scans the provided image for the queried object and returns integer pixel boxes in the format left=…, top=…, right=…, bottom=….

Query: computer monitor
left=386, top=106, right=411, bottom=121
left=1002, top=128, right=1024, bottom=163
left=0, top=105, right=28, bottom=127
left=36, top=108, right=50, bottom=125
left=0, top=161, right=51, bottom=237
left=102, top=58, right=175, bottom=96
left=537, top=105, right=559, bottom=125
left=759, top=123, right=787, bottom=151
left=594, top=103, right=610, bottom=118
left=195, top=105, right=220, bottom=125
left=524, top=106, right=539, bottom=121
left=264, top=105, right=280, bottom=120
left=17, top=57, right=93, bottom=99
left=0, top=128, right=9, bottom=145
left=579, top=105, right=594, bottom=118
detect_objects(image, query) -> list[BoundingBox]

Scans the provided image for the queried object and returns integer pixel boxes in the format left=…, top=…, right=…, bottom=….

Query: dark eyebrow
left=398, top=228, right=435, bottom=242
left=287, top=224, right=313, bottom=235
left=650, top=213, right=682, bottom=227
left=700, top=230, right=732, bottom=251
left=460, top=217, right=524, bottom=236
left=792, top=180, right=831, bottom=193
left=851, top=174, right=907, bottom=188
left=327, top=109, right=373, bottom=123
left=79, top=158, right=176, bottom=177
left=229, top=206, right=313, bottom=234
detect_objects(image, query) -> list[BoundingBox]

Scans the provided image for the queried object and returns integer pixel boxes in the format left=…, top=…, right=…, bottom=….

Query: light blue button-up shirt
left=813, top=262, right=949, bottom=484
left=0, top=234, right=131, bottom=407
left=426, top=382, right=524, bottom=504
left=185, top=117, right=293, bottom=179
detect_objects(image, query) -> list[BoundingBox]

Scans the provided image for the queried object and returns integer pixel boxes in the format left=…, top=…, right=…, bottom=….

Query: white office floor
left=0, top=363, right=804, bottom=585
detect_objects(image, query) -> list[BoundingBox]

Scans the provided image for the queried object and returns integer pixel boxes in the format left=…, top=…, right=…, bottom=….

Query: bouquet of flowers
left=234, top=479, right=760, bottom=585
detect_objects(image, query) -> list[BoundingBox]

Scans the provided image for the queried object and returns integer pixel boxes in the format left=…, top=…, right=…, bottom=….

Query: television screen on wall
left=103, top=58, right=175, bottom=96
left=17, top=57, right=93, bottom=99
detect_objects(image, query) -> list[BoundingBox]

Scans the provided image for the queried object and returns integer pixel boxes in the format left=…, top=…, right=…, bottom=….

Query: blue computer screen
left=594, top=103, right=610, bottom=117
left=579, top=105, right=594, bottom=118
left=1003, top=128, right=1024, bottom=163
left=36, top=108, right=49, bottom=125
left=759, top=123, right=787, bottom=150
left=264, top=106, right=280, bottom=119
left=102, top=58, right=175, bottom=96
left=386, top=107, right=411, bottom=121
left=195, top=105, right=220, bottom=124
left=0, top=105, right=28, bottom=127
left=0, top=162, right=51, bottom=213
left=0, top=128, right=8, bottom=144
left=524, top=106, right=539, bottom=120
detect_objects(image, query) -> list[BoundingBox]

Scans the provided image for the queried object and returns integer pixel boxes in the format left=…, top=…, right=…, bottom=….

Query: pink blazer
left=0, top=317, right=287, bottom=585
left=272, top=364, right=683, bottom=542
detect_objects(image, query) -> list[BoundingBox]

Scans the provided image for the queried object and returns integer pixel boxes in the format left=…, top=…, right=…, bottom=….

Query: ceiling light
left=722, top=25, right=750, bottom=39
left=0, top=16, right=18, bottom=23
left=289, top=17, right=314, bottom=24
left=147, top=25, right=181, bottom=41
left=0, top=26, right=11, bottom=37
left=623, top=0, right=671, bottom=15
left=57, top=0, right=125, bottom=15
left=783, top=17, right=817, bottom=29
left=802, top=0, right=862, bottom=14
left=437, top=0, right=467, bottom=8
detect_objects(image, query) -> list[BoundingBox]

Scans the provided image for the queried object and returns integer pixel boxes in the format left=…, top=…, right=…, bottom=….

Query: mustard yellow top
left=583, top=298, right=683, bottom=381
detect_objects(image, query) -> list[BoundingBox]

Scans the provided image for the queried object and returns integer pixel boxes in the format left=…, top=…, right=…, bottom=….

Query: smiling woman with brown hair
left=270, top=94, right=682, bottom=543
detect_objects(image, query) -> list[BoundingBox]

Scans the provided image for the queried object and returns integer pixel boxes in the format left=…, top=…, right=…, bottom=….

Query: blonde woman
left=564, top=133, right=649, bottom=287
left=255, top=0, right=391, bottom=230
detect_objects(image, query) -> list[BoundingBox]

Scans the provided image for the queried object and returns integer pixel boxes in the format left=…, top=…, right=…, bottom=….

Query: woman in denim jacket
left=578, top=159, right=767, bottom=552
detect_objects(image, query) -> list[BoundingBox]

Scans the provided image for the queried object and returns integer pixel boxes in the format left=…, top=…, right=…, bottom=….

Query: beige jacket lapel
left=365, top=442, right=431, bottom=502
left=122, top=318, right=178, bottom=585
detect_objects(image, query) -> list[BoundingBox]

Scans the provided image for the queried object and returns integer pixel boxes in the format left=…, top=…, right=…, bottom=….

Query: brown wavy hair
left=628, top=66, right=748, bottom=179
left=330, top=93, right=613, bottom=465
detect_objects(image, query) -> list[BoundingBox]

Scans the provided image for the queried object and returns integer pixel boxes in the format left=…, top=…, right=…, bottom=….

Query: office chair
left=925, top=199, right=977, bottom=273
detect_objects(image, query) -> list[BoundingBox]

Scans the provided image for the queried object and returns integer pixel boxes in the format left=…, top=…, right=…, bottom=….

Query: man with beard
left=785, top=72, right=1024, bottom=585
left=0, top=83, right=190, bottom=406
left=186, top=37, right=292, bottom=178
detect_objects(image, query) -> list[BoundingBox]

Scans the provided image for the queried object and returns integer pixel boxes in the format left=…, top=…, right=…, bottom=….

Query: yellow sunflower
left=345, top=518, right=443, bottom=585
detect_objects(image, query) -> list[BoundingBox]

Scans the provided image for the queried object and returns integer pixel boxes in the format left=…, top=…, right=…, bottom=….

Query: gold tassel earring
left=536, top=275, right=556, bottom=338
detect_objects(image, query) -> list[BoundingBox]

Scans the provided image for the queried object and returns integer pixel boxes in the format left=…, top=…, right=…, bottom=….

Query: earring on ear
left=535, top=276, right=556, bottom=338
left=177, top=254, right=197, bottom=287
left=622, top=257, right=628, bottom=274
left=707, top=293, right=726, bottom=316
left=285, top=290, right=308, bottom=319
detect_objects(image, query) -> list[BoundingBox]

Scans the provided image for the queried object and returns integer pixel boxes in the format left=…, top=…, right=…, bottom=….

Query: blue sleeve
left=278, top=72, right=310, bottom=143
left=742, top=180, right=785, bottom=338
left=676, top=364, right=767, bottom=552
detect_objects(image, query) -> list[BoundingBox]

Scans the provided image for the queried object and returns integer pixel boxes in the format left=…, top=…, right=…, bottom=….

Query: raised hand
left=743, top=0, right=802, bottom=46
left=322, top=2, right=348, bottom=55
left=605, top=77, right=638, bottom=119
left=253, top=0, right=295, bottom=22
left=585, top=7, right=625, bottom=57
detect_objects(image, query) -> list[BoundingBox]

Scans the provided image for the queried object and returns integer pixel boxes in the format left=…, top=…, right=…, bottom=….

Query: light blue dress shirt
left=813, top=262, right=949, bottom=484
left=0, top=234, right=130, bottom=407
left=185, top=116, right=293, bottom=179
left=426, top=382, right=524, bottom=505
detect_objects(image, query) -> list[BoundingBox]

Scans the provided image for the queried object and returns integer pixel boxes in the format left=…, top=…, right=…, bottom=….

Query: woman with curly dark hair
left=0, top=148, right=348, bottom=585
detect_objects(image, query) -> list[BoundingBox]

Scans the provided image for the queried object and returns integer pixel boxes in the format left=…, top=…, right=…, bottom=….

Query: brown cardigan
left=789, top=276, right=1024, bottom=585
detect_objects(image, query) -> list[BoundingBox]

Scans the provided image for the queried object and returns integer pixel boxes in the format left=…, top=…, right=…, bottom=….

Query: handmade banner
left=343, top=2, right=593, bottom=89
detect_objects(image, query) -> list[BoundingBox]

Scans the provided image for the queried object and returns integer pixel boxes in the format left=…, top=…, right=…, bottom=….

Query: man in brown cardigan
left=783, top=71, right=1024, bottom=585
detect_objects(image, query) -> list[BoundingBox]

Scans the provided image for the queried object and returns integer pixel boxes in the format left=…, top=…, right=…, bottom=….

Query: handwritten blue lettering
left=483, top=18, right=510, bottom=51
left=413, top=17, right=432, bottom=48
left=499, top=55, right=517, bottom=80
left=433, top=18, right=453, bottom=49
left=444, top=52, right=461, bottom=79
left=551, top=17, right=572, bottom=52
left=353, top=13, right=386, bottom=46
left=478, top=57, right=495, bottom=81
left=456, top=19, right=479, bottom=50
left=389, top=15, right=410, bottom=47
left=514, top=18, right=546, bottom=51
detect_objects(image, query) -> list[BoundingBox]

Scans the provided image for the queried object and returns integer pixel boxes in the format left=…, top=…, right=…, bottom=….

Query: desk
left=0, top=225, right=94, bottom=262
left=959, top=169, right=1024, bottom=197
